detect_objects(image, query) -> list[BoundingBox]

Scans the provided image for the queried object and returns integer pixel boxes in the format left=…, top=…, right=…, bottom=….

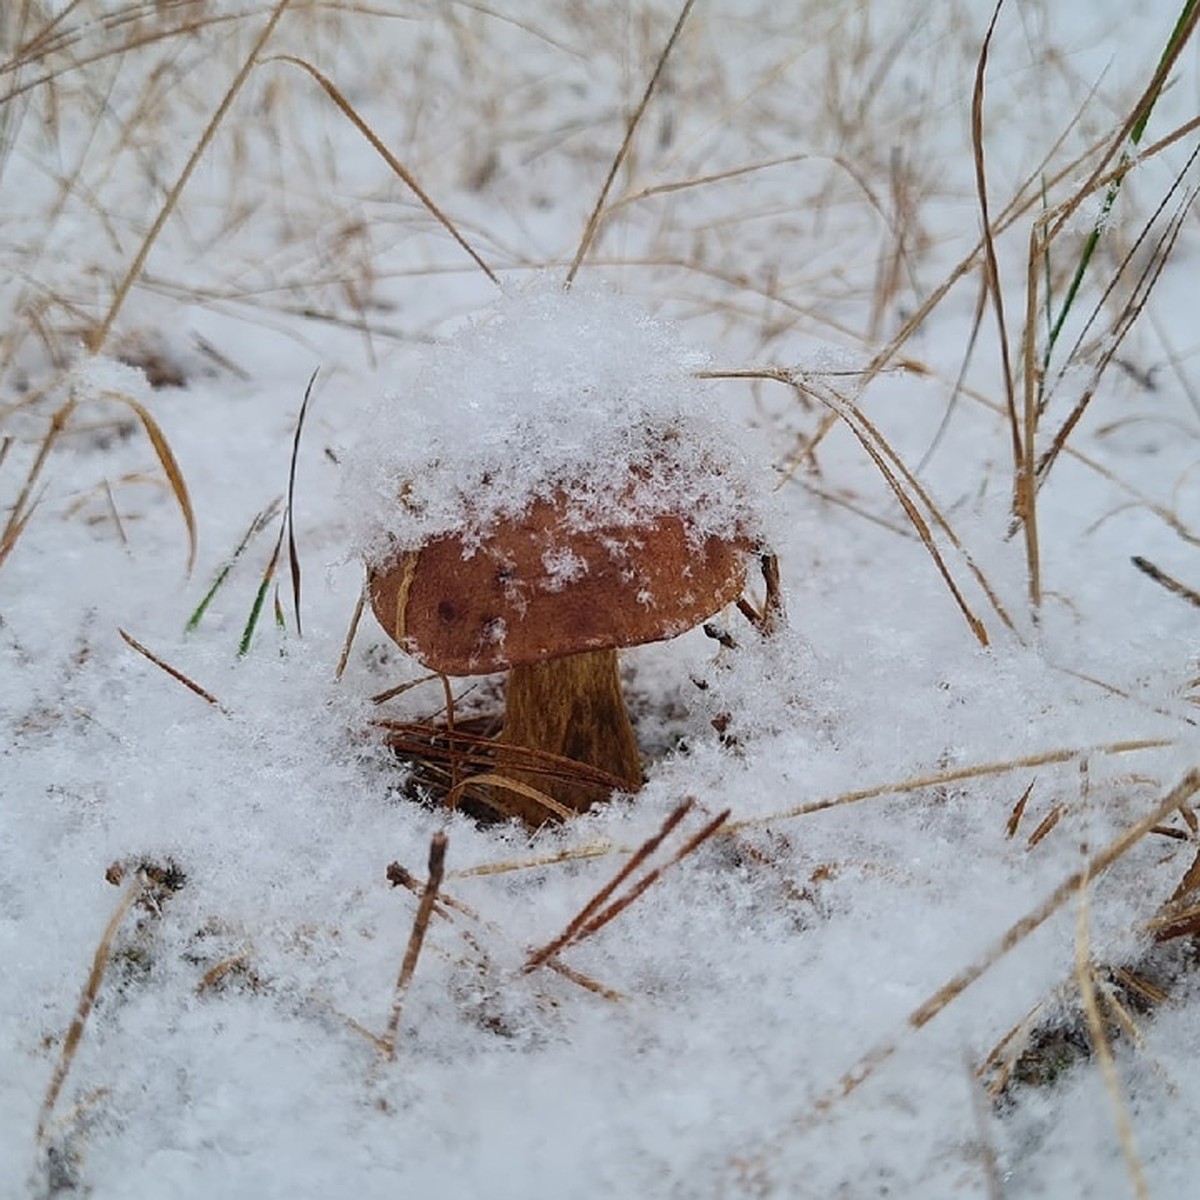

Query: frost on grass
left=346, top=276, right=764, bottom=566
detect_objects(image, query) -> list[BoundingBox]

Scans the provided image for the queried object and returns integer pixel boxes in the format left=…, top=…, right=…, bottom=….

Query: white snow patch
left=345, top=276, right=763, bottom=564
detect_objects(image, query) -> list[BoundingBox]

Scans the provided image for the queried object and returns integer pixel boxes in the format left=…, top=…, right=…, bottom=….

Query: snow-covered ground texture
left=3, top=1, right=1200, bottom=1196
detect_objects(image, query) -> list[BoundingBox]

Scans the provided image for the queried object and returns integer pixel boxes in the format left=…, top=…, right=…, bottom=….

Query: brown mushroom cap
left=368, top=488, right=750, bottom=675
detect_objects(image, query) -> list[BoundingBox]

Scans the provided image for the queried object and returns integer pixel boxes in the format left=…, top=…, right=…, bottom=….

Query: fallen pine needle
left=524, top=801, right=729, bottom=973
left=118, top=628, right=227, bottom=711
left=524, top=800, right=695, bottom=972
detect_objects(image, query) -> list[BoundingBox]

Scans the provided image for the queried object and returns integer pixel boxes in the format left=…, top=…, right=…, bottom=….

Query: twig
left=387, top=863, right=622, bottom=1001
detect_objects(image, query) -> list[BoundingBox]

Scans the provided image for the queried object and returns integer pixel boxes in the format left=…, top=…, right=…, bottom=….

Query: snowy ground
left=4, top=2, right=1200, bottom=1196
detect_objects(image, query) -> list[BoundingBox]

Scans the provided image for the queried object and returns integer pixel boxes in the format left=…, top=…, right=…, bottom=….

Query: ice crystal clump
left=346, top=276, right=762, bottom=565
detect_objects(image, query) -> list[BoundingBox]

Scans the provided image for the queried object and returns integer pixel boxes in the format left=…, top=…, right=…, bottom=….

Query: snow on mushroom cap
left=346, top=275, right=763, bottom=566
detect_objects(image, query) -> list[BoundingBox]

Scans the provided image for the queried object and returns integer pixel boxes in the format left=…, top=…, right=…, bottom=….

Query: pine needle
left=119, top=628, right=227, bottom=711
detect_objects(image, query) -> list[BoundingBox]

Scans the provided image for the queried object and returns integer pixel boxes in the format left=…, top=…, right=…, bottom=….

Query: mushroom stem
left=496, top=648, right=643, bottom=823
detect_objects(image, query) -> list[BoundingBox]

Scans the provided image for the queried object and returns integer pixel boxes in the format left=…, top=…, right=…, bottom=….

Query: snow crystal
left=345, top=276, right=763, bottom=565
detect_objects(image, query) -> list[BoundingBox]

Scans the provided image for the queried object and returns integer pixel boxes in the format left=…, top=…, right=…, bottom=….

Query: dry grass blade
left=119, top=628, right=226, bottom=711
left=1006, top=779, right=1035, bottom=838
left=972, top=1, right=1039, bottom=608
left=382, top=831, right=447, bottom=1061
left=755, top=769, right=1200, bottom=1152
left=704, top=368, right=1015, bottom=644
left=266, top=55, right=497, bottom=287
left=971, top=0, right=1021, bottom=476
left=1075, top=890, right=1149, bottom=1199
left=728, top=739, right=1171, bottom=832
left=388, top=859, right=622, bottom=1002
left=86, top=0, right=294, bottom=354
left=829, top=392, right=990, bottom=646
left=0, top=486, right=43, bottom=572
left=560, top=808, right=729, bottom=950
left=446, top=772, right=576, bottom=824
left=447, top=742, right=1174, bottom=882
left=100, top=390, right=196, bottom=572
left=370, top=672, right=441, bottom=706
left=915, top=272, right=988, bottom=473
left=0, top=399, right=74, bottom=572
left=449, top=842, right=616, bottom=879
left=36, top=871, right=146, bottom=1143
left=1036, top=178, right=1200, bottom=492
left=566, top=0, right=697, bottom=285
left=1026, top=803, right=1064, bottom=850
left=1045, top=1, right=1200, bottom=246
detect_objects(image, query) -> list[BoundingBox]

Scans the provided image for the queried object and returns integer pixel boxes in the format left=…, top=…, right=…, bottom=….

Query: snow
left=346, top=276, right=762, bottom=565
left=3, top=1, right=1200, bottom=1198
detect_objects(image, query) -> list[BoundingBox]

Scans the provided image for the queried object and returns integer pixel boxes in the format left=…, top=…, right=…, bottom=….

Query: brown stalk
left=381, top=831, right=447, bottom=1061
left=0, top=399, right=74, bottom=571
left=36, top=871, right=146, bottom=1142
left=566, top=0, right=697, bottom=285
left=334, top=588, right=366, bottom=682
left=971, top=1, right=1021, bottom=477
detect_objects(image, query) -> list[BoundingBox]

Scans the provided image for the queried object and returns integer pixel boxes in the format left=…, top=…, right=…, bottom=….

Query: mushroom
left=368, top=481, right=750, bottom=823
left=350, top=279, right=762, bottom=825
